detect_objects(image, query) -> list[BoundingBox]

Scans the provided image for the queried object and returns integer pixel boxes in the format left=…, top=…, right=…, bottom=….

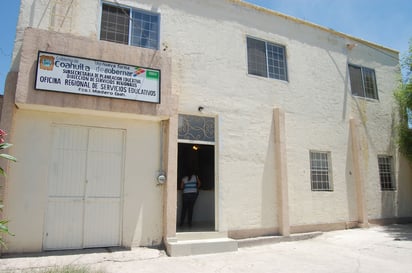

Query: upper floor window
left=100, top=3, right=160, bottom=50
left=348, top=64, right=378, bottom=100
left=247, top=37, right=288, bottom=81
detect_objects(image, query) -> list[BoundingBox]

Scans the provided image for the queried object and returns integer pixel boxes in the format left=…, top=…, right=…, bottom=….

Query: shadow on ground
left=1, top=247, right=131, bottom=259
left=381, top=224, right=412, bottom=241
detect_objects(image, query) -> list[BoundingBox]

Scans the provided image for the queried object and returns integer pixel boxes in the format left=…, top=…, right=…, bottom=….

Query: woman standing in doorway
left=180, top=169, right=201, bottom=227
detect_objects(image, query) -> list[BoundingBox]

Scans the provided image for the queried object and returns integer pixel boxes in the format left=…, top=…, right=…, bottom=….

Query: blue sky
left=0, top=0, right=411, bottom=93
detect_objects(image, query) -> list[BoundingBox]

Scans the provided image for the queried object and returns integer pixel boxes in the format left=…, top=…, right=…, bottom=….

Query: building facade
left=1, top=0, right=411, bottom=255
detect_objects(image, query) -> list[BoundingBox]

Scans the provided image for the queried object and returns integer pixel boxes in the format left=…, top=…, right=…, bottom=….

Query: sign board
left=35, top=51, right=161, bottom=103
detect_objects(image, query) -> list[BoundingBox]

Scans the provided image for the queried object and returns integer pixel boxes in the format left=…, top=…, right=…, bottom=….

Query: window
left=247, top=37, right=288, bottom=81
left=310, top=151, right=332, bottom=191
left=100, top=3, right=159, bottom=50
left=378, top=156, right=395, bottom=191
left=348, top=64, right=378, bottom=100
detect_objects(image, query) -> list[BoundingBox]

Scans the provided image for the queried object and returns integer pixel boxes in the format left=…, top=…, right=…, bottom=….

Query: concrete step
left=165, top=232, right=238, bottom=256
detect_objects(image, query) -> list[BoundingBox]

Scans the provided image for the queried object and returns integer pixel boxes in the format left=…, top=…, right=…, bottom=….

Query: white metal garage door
left=44, top=125, right=124, bottom=250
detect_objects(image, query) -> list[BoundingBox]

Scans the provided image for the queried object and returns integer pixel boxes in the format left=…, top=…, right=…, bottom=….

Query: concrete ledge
left=165, top=237, right=238, bottom=257
left=237, top=231, right=322, bottom=248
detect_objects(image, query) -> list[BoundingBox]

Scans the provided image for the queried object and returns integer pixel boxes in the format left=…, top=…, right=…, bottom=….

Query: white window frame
left=348, top=64, right=379, bottom=100
left=100, top=2, right=160, bottom=50
left=309, top=151, right=333, bottom=191
left=246, top=36, right=288, bottom=81
left=378, top=155, right=396, bottom=191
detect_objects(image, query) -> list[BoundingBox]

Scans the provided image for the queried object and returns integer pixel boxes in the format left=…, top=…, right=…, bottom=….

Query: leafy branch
left=0, top=129, right=16, bottom=248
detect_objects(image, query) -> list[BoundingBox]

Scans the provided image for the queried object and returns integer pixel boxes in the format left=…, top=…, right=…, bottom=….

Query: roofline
left=229, top=0, right=399, bottom=55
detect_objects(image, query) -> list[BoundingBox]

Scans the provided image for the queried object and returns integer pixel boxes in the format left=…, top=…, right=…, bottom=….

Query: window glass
left=131, top=10, right=159, bottom=49
left=363, top=68, right=378, bottom=99
left=100, top=3, right=159, bottom=50
left=247, top=37, right=267, bottom=77
left=348, top=64, right=378, bottom=100
left=178, top=115, right=215, bottom=142
left=378, top=156, right=395, bottom=191
left=310, top=151, right=332, bottom=191
left=267, top=43, right=287, bottom=81
left=348, top=65, right=364, bottom=97
left=100, top=4, right=130, bottom=45
left=247, top=37, right=288, bottom=81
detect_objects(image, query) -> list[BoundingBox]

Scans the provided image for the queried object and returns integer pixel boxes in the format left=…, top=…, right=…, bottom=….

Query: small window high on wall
left=100, top=3, right=160, bottom=50
left=348, top=64, right=378, bottom=100
left=247, top=37, right=288, bottom=81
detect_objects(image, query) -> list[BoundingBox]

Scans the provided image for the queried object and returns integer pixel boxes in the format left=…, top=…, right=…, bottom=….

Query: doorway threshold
left=176, top=221, right=215, bottom=233
left=166, top=230, right=238, bottom=256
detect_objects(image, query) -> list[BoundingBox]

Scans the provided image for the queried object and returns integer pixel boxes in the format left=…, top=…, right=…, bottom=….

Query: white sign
left=35, top=51, right=161, bottom=103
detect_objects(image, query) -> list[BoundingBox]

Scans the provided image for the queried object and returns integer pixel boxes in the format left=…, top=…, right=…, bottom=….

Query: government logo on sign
left=39, top=55, right=55, bottom=71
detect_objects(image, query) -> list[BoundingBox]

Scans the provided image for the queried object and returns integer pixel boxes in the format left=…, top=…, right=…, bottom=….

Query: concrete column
left=349, top=118, right=368, bottom=227
left=163, top=115, right=178, bottom=239
left=274, top=108, right=290, bottom=236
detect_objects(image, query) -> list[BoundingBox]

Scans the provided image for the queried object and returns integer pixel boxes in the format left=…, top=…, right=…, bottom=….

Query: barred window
left=310, top=151, right=332, bottom=191
left=378, top=156, right=395, bottom=191
left=247, top=37, right=288, bottom=81
left=100, top=3, right=159, bottom=50
left=348, top=64, right=378, bottom=100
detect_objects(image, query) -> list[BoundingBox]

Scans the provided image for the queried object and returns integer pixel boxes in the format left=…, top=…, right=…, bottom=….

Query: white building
left=1, top=0, right=411, bottom=256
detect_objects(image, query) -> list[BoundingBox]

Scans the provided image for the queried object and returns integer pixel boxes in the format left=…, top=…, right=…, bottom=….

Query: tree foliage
left=0, top=129, right=17, bottom=248
left=394, top=38, right=412, bottom=162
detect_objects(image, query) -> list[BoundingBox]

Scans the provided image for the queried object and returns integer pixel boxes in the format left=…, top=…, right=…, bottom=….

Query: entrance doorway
left=177, top=114, right=216, bottom=232
left=177, top=143, right=215, bottom=231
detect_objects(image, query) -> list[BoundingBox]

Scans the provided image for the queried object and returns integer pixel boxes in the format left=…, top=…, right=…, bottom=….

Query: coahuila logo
left=39, top=55, right=55, bottom=71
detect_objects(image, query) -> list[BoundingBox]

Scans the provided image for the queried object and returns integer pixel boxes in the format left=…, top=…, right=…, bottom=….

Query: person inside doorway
left=179, top=168, right=201, bottom=227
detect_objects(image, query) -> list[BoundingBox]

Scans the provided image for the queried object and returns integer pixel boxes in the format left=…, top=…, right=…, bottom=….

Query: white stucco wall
left=6, top=0, right=411, bottom=248
left=3, top=109, right=163, bottom=252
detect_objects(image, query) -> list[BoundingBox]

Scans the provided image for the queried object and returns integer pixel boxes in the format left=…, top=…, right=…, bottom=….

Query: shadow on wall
left=345, top=129, right=359, bottom=223
left=396, top=155, right=412, bottom=217
left=261, top=115, right=277, bottom=230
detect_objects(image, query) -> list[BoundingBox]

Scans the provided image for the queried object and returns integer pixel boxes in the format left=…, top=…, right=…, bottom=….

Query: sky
left=0, top=0, right=411, bottom=93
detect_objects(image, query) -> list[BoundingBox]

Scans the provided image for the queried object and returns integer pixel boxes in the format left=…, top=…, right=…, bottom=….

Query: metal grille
left=348, top=64, right=378, bottom=100
left=378, top=156, right=395, bottom=191
left=267, top=43, right=287, bottom=81
left=131, top=10, right=159, bottom=50
left=363, top=67, right=378, bottom=99
left=178, top=115, right=215, bottom=142
left=247, top=37, right=288, bottom=81
left=100, top=4, right=130, bottom=45
left=310, top=151, right=332, bottom=191
left=100, top=3, right=159, bottom=50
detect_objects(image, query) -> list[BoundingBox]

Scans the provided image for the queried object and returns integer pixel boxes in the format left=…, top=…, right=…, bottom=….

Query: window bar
left=265, top=41, right=271, bottom=78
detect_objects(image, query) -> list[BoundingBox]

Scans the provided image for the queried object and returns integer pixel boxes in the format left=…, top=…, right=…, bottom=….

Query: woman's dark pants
left=180, top=193, right=198, bottom=226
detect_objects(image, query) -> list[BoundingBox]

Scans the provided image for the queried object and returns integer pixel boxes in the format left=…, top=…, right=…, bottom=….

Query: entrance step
left=165, top=231, right=238, bottom=256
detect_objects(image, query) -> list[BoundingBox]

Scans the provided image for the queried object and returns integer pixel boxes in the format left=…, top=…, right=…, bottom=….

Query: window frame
left=377, top=155, right=396, bottom=191
left=100, top=2, right=160, bottom=50
left=246, top=36, right=288, bottom=82
left=309, top=151, right=333, bottom=191
left=348, top=64, right=379, bottom=100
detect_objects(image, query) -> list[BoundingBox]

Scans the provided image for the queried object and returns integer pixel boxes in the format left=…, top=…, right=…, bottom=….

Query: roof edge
left=229, top=0, right=399, bottom=55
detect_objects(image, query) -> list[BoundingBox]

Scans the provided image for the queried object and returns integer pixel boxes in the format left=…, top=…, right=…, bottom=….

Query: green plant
left=394, top=38, right=412, bottom=163
left=0, top=129, right=17, bottom=247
